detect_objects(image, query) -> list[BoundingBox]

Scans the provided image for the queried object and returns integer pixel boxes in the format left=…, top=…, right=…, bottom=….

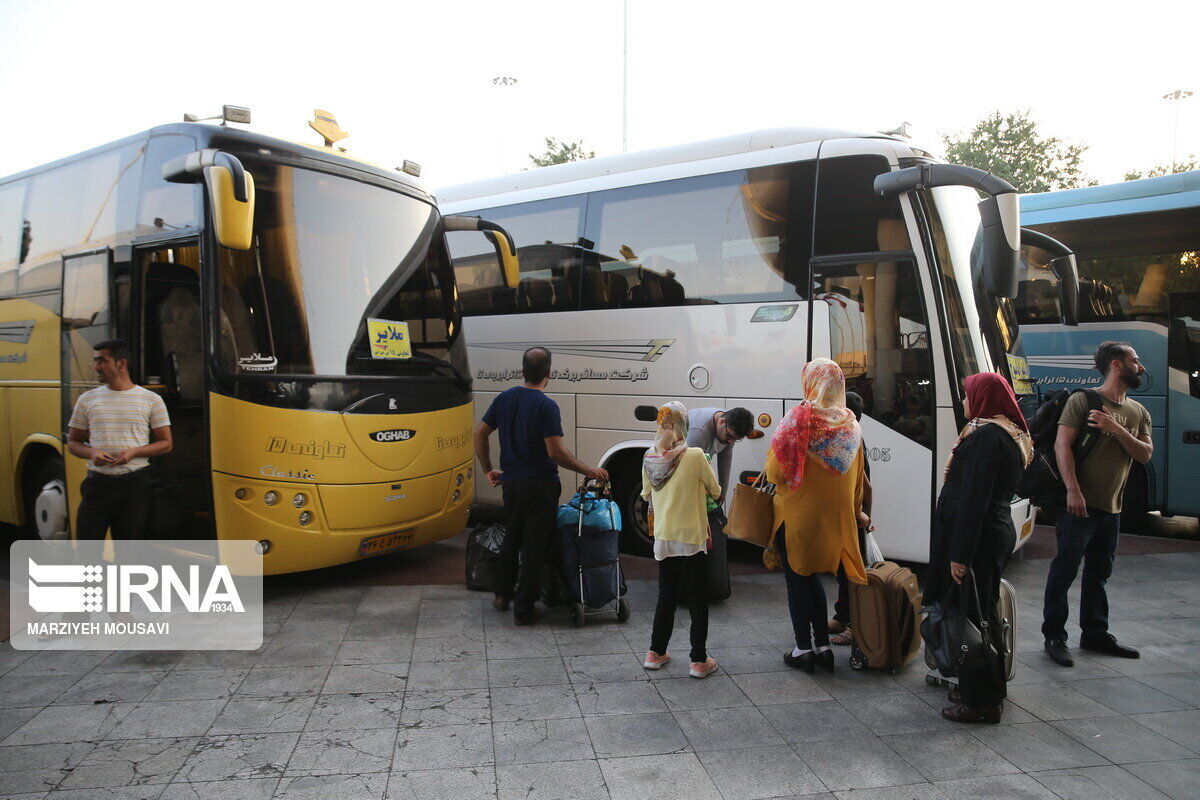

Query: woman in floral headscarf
left=926, top=372, right=1032, bottom=724
left=764, top=359, right=868, bottom=673
left=641, top=401, right=722, bottom=679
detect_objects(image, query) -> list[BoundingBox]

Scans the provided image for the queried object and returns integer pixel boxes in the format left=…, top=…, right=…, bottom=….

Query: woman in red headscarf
left=926, top=372, right=1032, bottom=724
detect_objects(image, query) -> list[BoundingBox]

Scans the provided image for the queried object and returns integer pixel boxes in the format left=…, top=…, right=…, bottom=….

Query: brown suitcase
left=848, top=561, right=922, bottom=672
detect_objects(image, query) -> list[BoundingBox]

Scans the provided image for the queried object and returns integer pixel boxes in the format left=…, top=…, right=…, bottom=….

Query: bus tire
left=612, top=454, right=653, bottom=558
left=24, top=453, right=68, bottom=541
left=1119, top=465, right=1150, bottom=534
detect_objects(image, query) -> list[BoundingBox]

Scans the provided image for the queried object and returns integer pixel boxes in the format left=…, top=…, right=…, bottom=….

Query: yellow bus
left=0, top=108, right=518, bottom=574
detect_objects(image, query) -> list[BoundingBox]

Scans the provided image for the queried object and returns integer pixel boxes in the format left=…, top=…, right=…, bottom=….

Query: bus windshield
left=925, top=186, right=994, bottom=386
left=217, top=161, right=464, bottom=378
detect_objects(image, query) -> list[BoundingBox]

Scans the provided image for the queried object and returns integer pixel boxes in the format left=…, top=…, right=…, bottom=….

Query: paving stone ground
left=1, top=549, right=1198, bottom=799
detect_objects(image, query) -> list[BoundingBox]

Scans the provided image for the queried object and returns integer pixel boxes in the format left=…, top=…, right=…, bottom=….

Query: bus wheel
left=613, top=458, right=652, bottom=557
left=1119, top=465, right=1150, bottom=534
left=27, top=455, right=68, bottom=541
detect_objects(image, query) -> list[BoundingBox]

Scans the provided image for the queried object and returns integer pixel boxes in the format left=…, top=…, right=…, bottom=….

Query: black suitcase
left=705, top=509, right=732, bottom=601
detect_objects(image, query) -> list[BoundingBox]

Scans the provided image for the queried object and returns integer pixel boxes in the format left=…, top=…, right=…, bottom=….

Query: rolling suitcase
left=848, top=560, right=923, bottom=673
left=705, top=509, right=732, bottom=601
left=925, top=577, right=1016, bottom=686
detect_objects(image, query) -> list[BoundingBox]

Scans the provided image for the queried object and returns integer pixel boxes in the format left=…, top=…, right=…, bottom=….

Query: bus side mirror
left=875, top=163, right=1020, bottom=298
left=978, top=193, right=1021, bottom=298
left=163, top=150, right=255, bottom=250
left=1021, top=228, right=1080, bottom=326
left=443, top=215, right=520, bottom=289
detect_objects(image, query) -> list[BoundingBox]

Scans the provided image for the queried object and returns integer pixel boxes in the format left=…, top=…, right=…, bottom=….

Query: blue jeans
left=1041, top=509, right=1119, bottom=642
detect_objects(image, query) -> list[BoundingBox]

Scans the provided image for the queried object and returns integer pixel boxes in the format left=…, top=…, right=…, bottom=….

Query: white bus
left=441, top=128, right=1036, bottom=564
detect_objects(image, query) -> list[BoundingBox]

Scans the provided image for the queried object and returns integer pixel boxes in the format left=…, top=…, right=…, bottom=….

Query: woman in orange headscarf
left=764, top=358, right=868, bottom=673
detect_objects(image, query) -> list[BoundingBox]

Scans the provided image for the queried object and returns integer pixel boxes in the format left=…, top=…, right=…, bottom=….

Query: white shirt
left=68, top=386, right=170, bottom=475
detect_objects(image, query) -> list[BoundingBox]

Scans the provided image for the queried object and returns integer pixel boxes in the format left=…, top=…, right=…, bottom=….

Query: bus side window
left=139, top=135, right=199, bottom=236
left=813, top=156, right=910, bottom=256
left=583, top=168, right=808, bottom=309
left=21, top=145, right=140, bottom=294
left=447, top=197, right=585, bottom=316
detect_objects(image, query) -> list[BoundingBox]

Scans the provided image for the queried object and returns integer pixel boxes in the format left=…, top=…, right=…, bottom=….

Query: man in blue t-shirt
left=475, top=347, right=608, bottom=624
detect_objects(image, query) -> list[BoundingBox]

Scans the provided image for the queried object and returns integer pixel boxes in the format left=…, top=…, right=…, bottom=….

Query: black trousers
left=777, top=529, right=829, bottom=651
left=75, top=470, right=152, bottom=561
left=496, top=479, right=560, bottom=618
left=650, top=551, right=709, bottom=663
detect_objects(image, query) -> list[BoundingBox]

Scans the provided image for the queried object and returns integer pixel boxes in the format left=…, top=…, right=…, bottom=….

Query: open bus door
left=1167, top=292, right=1200, bottom=517
left=133, top=241, right=214, bottom=538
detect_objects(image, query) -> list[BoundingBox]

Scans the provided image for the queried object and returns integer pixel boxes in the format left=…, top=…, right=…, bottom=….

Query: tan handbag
left=725, top=472, right=775, bottom=547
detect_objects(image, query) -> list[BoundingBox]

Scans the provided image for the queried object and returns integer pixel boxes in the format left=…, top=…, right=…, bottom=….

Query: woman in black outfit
left=926, top=372, right=1032, bottom=723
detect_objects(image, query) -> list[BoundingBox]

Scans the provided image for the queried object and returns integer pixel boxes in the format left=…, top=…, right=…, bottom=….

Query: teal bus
left=1016, top=170, right=1200, bottom=530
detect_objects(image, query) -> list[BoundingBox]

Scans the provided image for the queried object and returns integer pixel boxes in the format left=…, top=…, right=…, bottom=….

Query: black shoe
left=816, top=649, right=835, bottom=673
left=1045, top=639, right=1075, bottom=667
left=941, top=703, right=1002, bottom=724
left=784, top=651, right=816, bottom=673
left=513, top=609, right=543, bottom=626
left=1080, top=633, right=1140, bottom=659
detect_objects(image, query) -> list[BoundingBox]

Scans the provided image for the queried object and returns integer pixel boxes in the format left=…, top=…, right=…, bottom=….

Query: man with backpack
left=1042, top=341, right=1152, bottom=667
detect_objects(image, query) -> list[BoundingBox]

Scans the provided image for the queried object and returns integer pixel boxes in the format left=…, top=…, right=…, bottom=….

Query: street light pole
left=1163, top=89, right=1194, bottom=175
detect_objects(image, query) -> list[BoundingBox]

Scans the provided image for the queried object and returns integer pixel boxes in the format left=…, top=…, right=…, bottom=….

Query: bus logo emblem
left=370, top=429, right=417, bottom=443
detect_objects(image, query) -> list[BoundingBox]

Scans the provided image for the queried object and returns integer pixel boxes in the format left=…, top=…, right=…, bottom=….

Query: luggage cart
left=555, top=480, right=630, bottom=627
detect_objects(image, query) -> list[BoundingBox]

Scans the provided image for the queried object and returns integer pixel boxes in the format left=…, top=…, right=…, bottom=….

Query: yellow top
left=764, top=447, right=867, bottom=584
left=641, top=447, right=721, bottom=545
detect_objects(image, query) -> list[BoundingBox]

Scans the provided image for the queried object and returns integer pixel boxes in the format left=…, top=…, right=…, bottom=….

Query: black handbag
left=921, top=569, right=998, bottom=678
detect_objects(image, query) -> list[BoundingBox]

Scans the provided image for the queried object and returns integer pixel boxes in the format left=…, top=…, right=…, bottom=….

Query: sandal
left=830, top=629, right=854, bottom=646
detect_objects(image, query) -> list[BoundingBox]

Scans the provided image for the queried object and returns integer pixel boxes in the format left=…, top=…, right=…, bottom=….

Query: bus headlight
left=298, top=511, right=313, bottom=526
left=264, top=491, right=280, bottom=506
left=452, top=490, right=462, bottom=504
left=455, top=473, right=464, bottom=486
left=292, top=493, right=307, bottom=508
left=235, top=488, right=248, bottom=500
left=255, top=539, right=271, bottom=555
left=466, top=467, right=473, bottom=481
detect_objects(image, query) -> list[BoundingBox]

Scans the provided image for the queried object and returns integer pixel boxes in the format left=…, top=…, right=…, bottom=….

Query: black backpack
left=1017, top=388, right=1105, bottom=514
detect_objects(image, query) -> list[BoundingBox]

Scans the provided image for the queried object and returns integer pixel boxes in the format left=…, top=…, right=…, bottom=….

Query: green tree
left=942, top=111, right=1092, bottom=194
left=1123, top=155, right=1199, bottom=181
left=527, top=137, right=595, bottom=168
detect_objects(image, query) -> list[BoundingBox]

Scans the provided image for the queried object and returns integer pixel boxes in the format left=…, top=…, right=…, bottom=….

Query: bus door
left=133, top=241, right=213, bottom=537
left=61, top=248, right=116, bottom=533
left=1167, top=291, right=1200, bottom=516
left=809, top=253, right=938, bottom=562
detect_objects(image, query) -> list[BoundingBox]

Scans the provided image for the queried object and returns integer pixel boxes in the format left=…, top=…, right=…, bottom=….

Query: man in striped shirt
left=67, top=339, right=173, bottom=557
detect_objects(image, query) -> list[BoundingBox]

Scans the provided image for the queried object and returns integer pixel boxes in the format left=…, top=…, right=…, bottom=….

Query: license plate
left=357, top=530, right=414, bottom=558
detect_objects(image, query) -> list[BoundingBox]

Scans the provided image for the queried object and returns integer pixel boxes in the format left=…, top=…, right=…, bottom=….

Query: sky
left=1, top=0, right=1196, bottom=190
